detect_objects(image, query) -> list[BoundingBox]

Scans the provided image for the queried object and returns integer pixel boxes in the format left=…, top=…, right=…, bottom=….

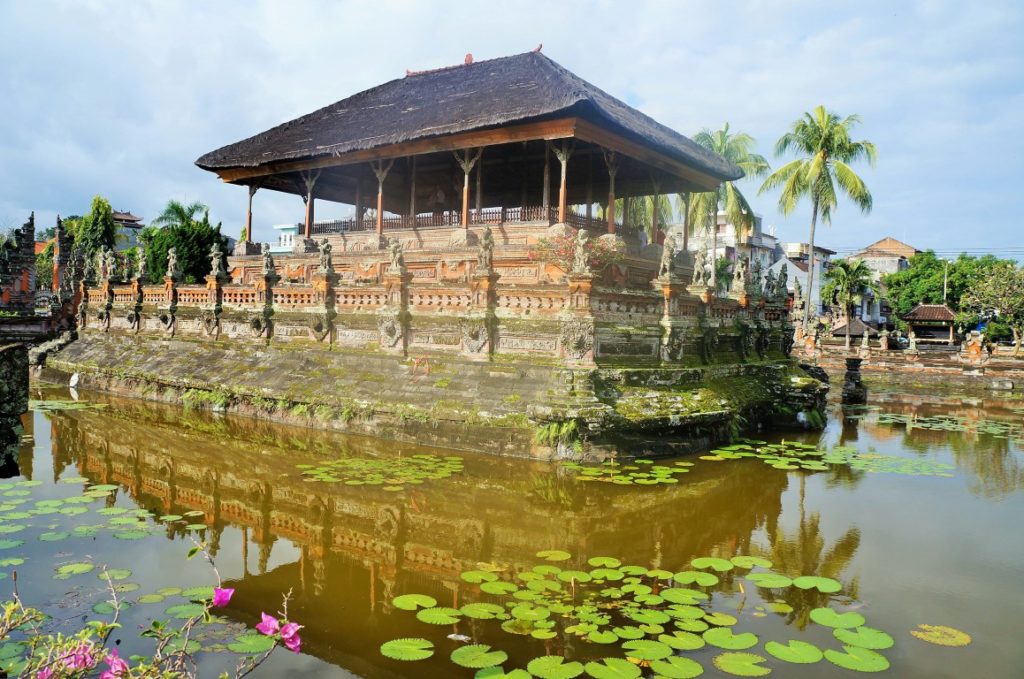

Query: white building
left=766, top=243, right=835, bottom=318
left=668, top=212, right=779, bottom=273
left=270, top=224, right=300, bottom=253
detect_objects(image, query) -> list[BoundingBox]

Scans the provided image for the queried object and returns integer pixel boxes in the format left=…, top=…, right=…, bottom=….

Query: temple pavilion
left=196, top=50, right=742, bottom=256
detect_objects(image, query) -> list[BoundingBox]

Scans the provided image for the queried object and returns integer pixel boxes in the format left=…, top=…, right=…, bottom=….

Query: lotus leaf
left=621, top=639, right=672, bottom=661
left=583, top=658, right=641, bottom=679
left=451, top=644, right=509, bottom=668
left=611, top=625, right=645, bottom=639
left=659, top=631, right=705, bottom=650
left=511, top=604, right=550, bottom=621
left=745, top=572, right=793, bottom=588
left=557, top=570, right=592, bottom=583
left=228, top=633, right=276, bottom=654
left=0, top=557, right=24, bottom=567
left=474, top=669, right=531, bottom=679
left=703, top=627, right=758, bottom=650
left=91, top=601, right=116, bottom=615
left=527, top=656, right=584, bottom=679
left=661, top=587, right=708, bottom=603
left=587, top=556, right=621, bottom=568
left=648, top=656, right=705, bottom=679
left=703, top=611, right=738, bottom=627
left=462, top=569, right=499, bottom=583
left=394, top=593, right=438, bottom=610
left=0, top=524, right=26, bottom=534
left=587, top=630, right=618, bottom=644
left=54, top=562, right=93, bottom=578
left=112, top=530, right=149, bottom=540
left=590, top=568, right=624, bottom=581
left=481, top=581, right=518, bottom=595
left=834, top=626, right=895, bottom=650
left=823, top=646, right=890, bottom=672
left=810, top=607, right=865, bottom=629
left=729, top=556, right=772, bottom=569
left=416, top=606, right=462, bottom=625
left=764, top=639, right=824, bottom=663
left=909, top=624, right=971, bottom=647
left=690, top=557, right=733, bottom=572
left=0, top=539, right=24, bottom=550
left=461, top=602, right=506, bottom=619
left=792, top=575, right=842, bottom=593
left=537, top=549, right=572, bottom=562
left=532, top=629, right=557, bottom=639
left=674, top=619, right=710, bottom=633
left=712, top=652, right=771, bottom=677
left=673, top=570, right=719, bottom=587
left=137, top=594, right=165, bottom=604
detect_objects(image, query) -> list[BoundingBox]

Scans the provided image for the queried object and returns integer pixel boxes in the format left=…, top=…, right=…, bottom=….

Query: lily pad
left=102, top=568, right=133, bottom=581
left=416, top=607, right=462, bottom=625
left=659, top=631, right=705, bottom=650
left=165, top=603, right=207, bottom=619
left=730, top=556, right=772, bottom=569
left=810, top=607, right=866, bottom=629
left=583, top=658, right=642, bottom=679
left=461, top=602, right=506, bottom=619
left=834, top=626, right=895, bottom=650
left=764, top=640, right=824, bottom=664
left=745, top=572, right=792, bottom=588
left=690, top=557, right=734, bottom=572
left=481, top=581, right=518, bottom=595
left=462, top=569, right=499, bottom=583
left=0, top=539, right=24, bottom=550
left=391, top=598, right=436, bottom=614
left=38, top=531, right=70, bottom=542
left=587, top=556, right=621, bottom=568
left=228, top=633, right=276, bottom=654
left=380, top=638, right=434, bottom=661
left=537, top=549, right=572, bottom=562
left=712, top=652, right=771, bottom=677
left=673, top=570, right=719, bottom=587
left=54, top=562, right=94, bottom=579
left=703, top=627, right=758, bottom=650
left=621, top=639, right=672, bottom=661
left=527, top=656, right=584, bottom=679
left=823, top=646, right=890, bottom=672
left=909, top=624, right=971, bottom=647
left=451, top=644, right=509, bottom=669
left=648, top=656, right=705, bottom=679
left=137, top=594, right=166, bottom=604
left=792, top=575, right=842, bottom=593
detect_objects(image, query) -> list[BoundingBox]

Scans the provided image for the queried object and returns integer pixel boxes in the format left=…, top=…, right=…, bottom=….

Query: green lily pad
left=621, top=639, right=672, bottom=661
left=462, top=569, right=499, bottom=583
left=587, top=556, right=621, bottom=568
left=690, top=557, right=734, bottom=572
left=165, top=603, right=207, bottom=619
left=659, top=631, right=705, bottom=650
left=703, top=611, right=738, bottom=627
left=393, top=593, right=438, bottom=610
left=182, top=586, right=215, bottom=599
left=0, top=557, right=24, bottom=567
left=54, top=562, right=94, bottom=579
left=451, top=644, right=509, bottom=669
left=583, top=657, right=642, bottom=679
left=673, top=570, right=719, bottom=587
left=157, top=587, right=182, bottom=596
left=764, top=640, right=824, bottom=663
left=475, top=669, right=532, bottom=679
left=461, top=602, right=506, bottom=619
left=380, top=637, right=434, bottom=661
left=712, top=652, right=771, bottom=677
left=102, top=568, right=133, bottom=581
left=0, top=524, right=27, bottom=534
left=823, top=646, right=891, bottom=672
left=228, top=633, right=276, bottom=654
left=537, top=549, right=572, bottom=562
left=703, top=627, right=758, bottom=650
left=416, top=607, right=461, bottom=625
left=745, top=572, right=792, bottom=588
left=834, top=626, right=895, bottom=650
left=557, top=570, right=592, bottom=583
left=587, top=630, right=618, bottom=644
left=39, top=531, right=70, bottom=542
left=792, top=575, right=842, bottom=593
left=810, top=607, right=866, bottom=629
left=0, top=539, right=24, bottom=550
left=730, top=556, right=772, bottom=569
left=92, top=601, right=117, bottom=615
left=481, top=581, right=518, bottom=595
left=112, top=530, right=150, bottom=541
left=527, top=655, right=584, bottom=679
left=137, top=594, right=165, bottom=604
left=648, top=656, right=705, bottom=679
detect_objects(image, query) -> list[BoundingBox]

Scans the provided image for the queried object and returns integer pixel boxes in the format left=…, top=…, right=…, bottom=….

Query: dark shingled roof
left=195, top=52, right=742, bottom=182
left=831, top=318, right=878, bottom=337
left=903, top=304, right=955, bottom=322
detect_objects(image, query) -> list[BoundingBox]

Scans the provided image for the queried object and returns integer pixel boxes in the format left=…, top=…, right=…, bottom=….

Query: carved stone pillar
left=378, top=269, right=410, bottom=355
left=658, top=277, right=688, bottom=362
left=161, top=275, right=178, bottom=337
left=560, top=273, right=596, bottom=366
left=310, top=269, right=338, bottom=343
left=463, top=270, right=496, bottom=358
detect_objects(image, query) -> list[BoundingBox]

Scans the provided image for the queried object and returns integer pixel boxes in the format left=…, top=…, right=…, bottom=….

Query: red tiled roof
left=854, top=236, right=919, bottom=259
left=902, top=303, right=955, bottom=322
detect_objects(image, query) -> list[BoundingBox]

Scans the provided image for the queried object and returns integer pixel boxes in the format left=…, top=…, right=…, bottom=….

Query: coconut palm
left=759, top=107, right=876, bottom=333
left=822, top=259, right=878, bottom=350
left=683, top=124, right=770, bottom=288
left=151, top=200, right=210, bottom=230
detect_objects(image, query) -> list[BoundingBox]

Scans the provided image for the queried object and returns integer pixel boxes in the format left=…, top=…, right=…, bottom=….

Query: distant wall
left=0, top=213, right=36, bottom=313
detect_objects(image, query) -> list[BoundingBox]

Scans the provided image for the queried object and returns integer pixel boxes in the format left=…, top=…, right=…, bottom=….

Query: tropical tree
left=76, top=196, right=117, bottom=261
left=962, top=262, right=1024, bottom=356
left=684, top=124, right=769, bottom=288
left=151, top=200, right=210, bottom=231
left=140, top=200, right=226, bottom=284
left=759, top=106, right=876, bottom=333
left=821, top=259, right=878, bottom=350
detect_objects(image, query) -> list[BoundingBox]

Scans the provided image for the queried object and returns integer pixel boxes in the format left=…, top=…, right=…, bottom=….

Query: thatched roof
left=195, top=52, right=742, bottom=182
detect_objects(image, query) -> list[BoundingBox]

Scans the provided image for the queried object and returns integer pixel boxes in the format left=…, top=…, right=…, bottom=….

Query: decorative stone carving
left=841, top=357, right=867, bottom=403
left=134, top=246, right=147, bottom=282
left=477, top=225, right=494, bottom=273
left=201, top=310, right=219, bottom=336
left=261, top=243, right=276, bottom=276
left=377, top=308, right=404, bottom=348
left=209, top=242, right=227, bottom=280
left=386, top=238, right=406, bottom=275
left=166, top=247, right=181, bottom=281
left=748, top=260, right=763, bottom=296
left=106, top=248, right=120, bottom=283
left=775, top=264, right=789, bottom=302
left=736, top=320, right=754, bottom=360
left=763, top=270, right=777, bottom=301
left=756, top=324, right=771, bottom=358
left=660, top=328, right=684, bottom=362
left=571, top=229, right=590, bottom=275
left=308, top=312, right=332, bottom=342
left=691, top=248, right=707, bottom=287
left=733, top=256, right=749, bottom=290
left=559, top=316, right=594, bottom=360
left=460, top=317, right=490, bottom=354
left=908, top=330, right=918, bottom=354
left=700, top=324, right=718, bottom=365
left=247, top=310, right=270, bottom=338
left=317, top=238, right=333, bottom=274
left=657, top=234, right=677, bottom=279
left=879, top=328, right=889, bottom=351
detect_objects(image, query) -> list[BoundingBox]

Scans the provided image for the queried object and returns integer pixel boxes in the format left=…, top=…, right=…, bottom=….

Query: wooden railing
left=307, top=206, right=571, bottom=235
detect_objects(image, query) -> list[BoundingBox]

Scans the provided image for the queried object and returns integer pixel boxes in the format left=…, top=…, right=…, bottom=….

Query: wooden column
left=245, top=184, right=259, bottom=243
left=681, top=192, right=690, bottom=251
left=371, top=159, right=394, bottom=236
left=301, top=170, right=320, bottom=239
left=650, top=177, right=662, bottom=243
left=454, top=148, right=482, bottom=229
left=554, top=141, right=574, bottom=224
left=542, top=141, right=551, bottom=209
left=585, top=152, right=593, bottom=222
left=354, top=181, right=363, bottom=230
left=408, top=156, right=417, bottom=218
left=475, top=149, right=483, bottom=213
left=520, top=142, right=529, bottom=209
left=602, top=150, right=619, bottom=234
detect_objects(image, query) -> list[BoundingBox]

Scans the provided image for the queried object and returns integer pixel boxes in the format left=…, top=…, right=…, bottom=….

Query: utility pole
left=943, top=259, right=949, bottom=304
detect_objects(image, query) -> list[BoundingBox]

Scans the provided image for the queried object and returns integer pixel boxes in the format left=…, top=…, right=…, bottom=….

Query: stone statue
left=318, top=238, right=333, bottom=274
left=210, top=242, right=226, bottom=279
left=658, top=234, right=676, bottom=278
left=793, top=277, right=803, bottom=301
left=261, top=243, right=276, bottom=276
left=571, top=229, right=590, bottom=275
left=763, top=269, right=777, bottom=300
left=879, top=328, right=889, bottom=351
left=134, top=246, right=146, bottom=282
left=166, top=247, right=181, bottom=280
left=776, top=264, right=789, bottom=301
left=908, top=330, right=918, bottom=353
left=477, top=224, right=494, bottom=272
left=733, top=256, right=748, bottom=289
left=749, top=260, right=763, bottom=295
left=104, top=248, right=119, bottom=282
left=96, top=248, right=108, bottom=281
left=861, top=332, right=870, bottom=348
left=386, top=238, right=405, bottom=274
left=691, top=248, right=707, bottom=286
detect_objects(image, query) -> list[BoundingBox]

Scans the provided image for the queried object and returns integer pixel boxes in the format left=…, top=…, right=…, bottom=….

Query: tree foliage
left=960, top=262, right=1024, bottom=354
left=140, top=200, right=226, bottom=284
left=881, top=251, right=1012, bottom=321
left=822, top=259, right=878, bottom=349
left=35, top=242, right=54, bottom=291
left=76, top=197, right=117, bottom=260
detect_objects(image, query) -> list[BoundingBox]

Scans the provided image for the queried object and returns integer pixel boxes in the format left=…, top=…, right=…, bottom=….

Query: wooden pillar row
left=542, top=141, right=551, bottom=209
left=602, top=149, right=619, bottom=235
left=301, top=171, right=320, bottom=239
left=245, top=184, right=259, bottom=243
left=553, top=141, right=574, bottom=225
left=371, top=159, right=394, bottom=236
left=408, top=156, right=417, bottom=218
left=454, top=148, right=482, bottom=229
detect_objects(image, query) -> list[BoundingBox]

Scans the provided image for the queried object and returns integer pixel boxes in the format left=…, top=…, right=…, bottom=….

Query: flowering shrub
left=0, top=542, right=301, bottom=678
left=528, top=231, right=623, bottom=274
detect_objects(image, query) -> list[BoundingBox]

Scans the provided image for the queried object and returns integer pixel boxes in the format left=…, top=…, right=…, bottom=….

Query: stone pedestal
left=292, top=238, right=320, bottom=254
left=567, top=273, right=594, bottom=310
left=841, top=357, right=867, bottom=404
left=447, top=229, right=478, bottom=248
left=233, top=240, right=263, bottom=257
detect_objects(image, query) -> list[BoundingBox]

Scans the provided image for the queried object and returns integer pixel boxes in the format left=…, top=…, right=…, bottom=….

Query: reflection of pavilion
left=51, top=399, right=789, bottom=672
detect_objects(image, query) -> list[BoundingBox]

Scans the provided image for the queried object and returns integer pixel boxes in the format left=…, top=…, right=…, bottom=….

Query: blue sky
left=1, top=0, right=1021, bottom=258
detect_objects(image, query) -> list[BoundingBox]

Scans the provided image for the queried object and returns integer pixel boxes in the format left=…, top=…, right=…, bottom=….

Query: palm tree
left=822, top=259, right=878, bottom=350
left=684, top=124, right=770, bottom=288
left=151, top=200, right=209, bottom=230
left=759, top=106, right=876, bottom=334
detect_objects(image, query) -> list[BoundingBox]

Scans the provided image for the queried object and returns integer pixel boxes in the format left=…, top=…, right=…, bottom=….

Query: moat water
left=2, top=384, right=1022, bottom=677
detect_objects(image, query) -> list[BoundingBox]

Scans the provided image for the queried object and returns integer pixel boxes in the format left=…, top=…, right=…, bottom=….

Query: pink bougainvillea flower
left=35, top=668, right=53, bottom=679
left=212, top=587, right=235, bottom=607
left=99, top=648, right=129, bottom=678
left=281, top=621, right=304, bottom=653
left=62, top=642, right=96, bottom=670
left=255, top=612, right=280, bottom=636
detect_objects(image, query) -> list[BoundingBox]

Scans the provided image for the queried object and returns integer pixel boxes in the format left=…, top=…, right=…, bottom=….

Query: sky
left=1, top=0, right=1022, bottom=258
